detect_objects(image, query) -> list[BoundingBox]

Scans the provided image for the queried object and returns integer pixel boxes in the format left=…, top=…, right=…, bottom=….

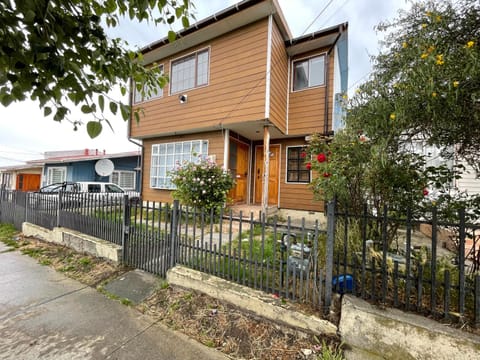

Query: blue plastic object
left=332, top=274, right=354, bottom=294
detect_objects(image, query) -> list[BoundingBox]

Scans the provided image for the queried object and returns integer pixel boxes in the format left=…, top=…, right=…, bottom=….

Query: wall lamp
left=179, top=94, right=188, bottom=104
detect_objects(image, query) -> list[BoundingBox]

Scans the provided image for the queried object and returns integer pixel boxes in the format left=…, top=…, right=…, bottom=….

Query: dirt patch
left=5, top=233, right=344, bottom=359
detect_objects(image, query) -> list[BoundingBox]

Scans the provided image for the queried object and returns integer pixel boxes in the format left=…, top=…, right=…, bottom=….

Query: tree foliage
left=0, top=0, right=193, bottom=138
left=307, top=0, right=480, bottom=222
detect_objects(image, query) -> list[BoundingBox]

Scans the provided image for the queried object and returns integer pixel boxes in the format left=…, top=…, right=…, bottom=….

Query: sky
left=0, top=0, right=409, bottom=167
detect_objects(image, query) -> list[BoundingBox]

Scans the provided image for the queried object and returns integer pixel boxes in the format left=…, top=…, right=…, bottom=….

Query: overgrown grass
left=0, top=223, right=20, bottom=248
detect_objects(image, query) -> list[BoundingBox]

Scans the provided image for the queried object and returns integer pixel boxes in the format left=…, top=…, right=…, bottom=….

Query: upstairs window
left=133, top=65, right=164, bottom=103
left=293, top=54, right=325, bottom=91
left=170, top=49, right=209, bottom=94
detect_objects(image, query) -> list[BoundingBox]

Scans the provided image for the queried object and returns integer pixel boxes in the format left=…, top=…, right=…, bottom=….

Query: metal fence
left=331, top=203, right=480, bottom=327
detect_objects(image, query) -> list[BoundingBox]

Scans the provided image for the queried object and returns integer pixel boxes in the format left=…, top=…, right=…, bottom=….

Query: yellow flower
left=436, top=54, right=444, bottom=65
left=453, top=81, right=459, bottom=88
left=432, top=92, right=437, bottom=97
left=427, top=45, right=435, bottom=53
left=425, top=11, right=432, bottom=17
left=420, top=53, right=428, bottom=59
left=436, top=16, right=441, bottom=22
left=402, top=42, right=408, bottom=49
left=390, top=113, right=396, bottom=120
left=421, top=23, right=427, bottom=29
left=466, top=41, right=475, bottom=48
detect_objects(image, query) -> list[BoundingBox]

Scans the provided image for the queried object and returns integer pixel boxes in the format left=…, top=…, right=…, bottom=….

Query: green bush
left=170, top=157, right=234, bottom=211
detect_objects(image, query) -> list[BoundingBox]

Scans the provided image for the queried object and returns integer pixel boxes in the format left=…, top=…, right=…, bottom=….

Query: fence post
left=56, top=192, right=62, bottom=228
left=325, top=199, right=336, bottom=313
left=122, top=194, right=130, bottom=264
left=170, top=200, right=180, bottom=268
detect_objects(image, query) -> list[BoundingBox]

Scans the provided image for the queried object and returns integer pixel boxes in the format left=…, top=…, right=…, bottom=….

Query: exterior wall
left=141, top=131, right=225, bottom=203
left=456, top=162, right=480, bottom=195
left=288, top=48, right=335, bottom=135
left=276, top=138, right=323, bottom=212
left=130, top=19, right=270, bottom=139
left=268, top=19, right=288, bottom=134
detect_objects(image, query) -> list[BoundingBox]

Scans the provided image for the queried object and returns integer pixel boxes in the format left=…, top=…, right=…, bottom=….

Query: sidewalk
left=0, top=242, right=227, bottom=360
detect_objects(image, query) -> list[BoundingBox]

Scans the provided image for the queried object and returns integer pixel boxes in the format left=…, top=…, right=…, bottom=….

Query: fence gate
left=123, top=201, right=180, bottom=277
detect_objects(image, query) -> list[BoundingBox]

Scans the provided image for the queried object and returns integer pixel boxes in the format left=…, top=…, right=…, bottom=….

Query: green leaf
left=44, top=106, right=52, bottom=117
left=86, top=121, right=102, bottom=138
left=109, top=101, right=118, bottom=115
left=53, top=107, right=68, bottom=122
left=182, top=16, right=190, bottom=28
left=98, top=95, right=105, bottom=112
left=168, top=30, right=176, bottom=43
left=81, top=104, right=93, bottom=113
left=120, top=103, right=130, bottom=120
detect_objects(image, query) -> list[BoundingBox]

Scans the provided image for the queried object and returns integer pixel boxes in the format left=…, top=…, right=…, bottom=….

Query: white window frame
left=292, top=53, right=326, bottom=92
left=133, top=64, right=164, bottom=104
left=285, top=146, right=311, bottom=184
left=47, top=166, right=67, bottom=184
left=110, top=170, right=136, bottom=190
left=150, top=140, right=209, bottom=190
left=170, top=48, right=210, bottom=95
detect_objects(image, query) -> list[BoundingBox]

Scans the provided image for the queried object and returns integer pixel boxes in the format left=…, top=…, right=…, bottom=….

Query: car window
left=105, top=184, right=124, bottom=193
left=87, top=184, right=102, bottom=193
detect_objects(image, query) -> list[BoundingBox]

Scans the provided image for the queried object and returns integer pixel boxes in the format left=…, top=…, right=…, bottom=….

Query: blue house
left=28, top=149, right=141, bottom=192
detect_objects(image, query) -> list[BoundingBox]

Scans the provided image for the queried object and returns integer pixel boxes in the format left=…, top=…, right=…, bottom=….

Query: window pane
left=134, top=82, right=143, bottom=103
left=309, top=56, right=325, bottom=87
left=197, top=50, right=209, bottom=86
left=171, top=55, right=195, bottom=93
left=293, top=61, right=308, bottom=90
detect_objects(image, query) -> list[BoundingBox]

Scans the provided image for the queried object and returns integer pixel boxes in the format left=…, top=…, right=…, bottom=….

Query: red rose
left=323, top=172, right=331, bottom=178
left=317, top=153, right=326, bottom=163
left=300, top=151, right=307, bottom=158
left=423, top=188, right=429, bottom=196
left=306, top=162, right=312, bottom=170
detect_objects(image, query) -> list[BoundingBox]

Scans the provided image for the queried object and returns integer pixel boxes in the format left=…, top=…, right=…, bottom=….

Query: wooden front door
left=229, top=140, right=249, bottom=203
left=254, top=145, right=280, bottom=205
left=16, top=173, right=41, bottom=191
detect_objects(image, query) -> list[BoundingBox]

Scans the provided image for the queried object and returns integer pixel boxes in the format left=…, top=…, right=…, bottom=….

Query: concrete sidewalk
left=0, top=242, right=227, bottom=360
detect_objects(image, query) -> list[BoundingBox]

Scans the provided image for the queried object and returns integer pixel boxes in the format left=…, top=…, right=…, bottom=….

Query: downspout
left=324, top=32, right=342, bottom=135
left=127, top=79, right=144, bottom=196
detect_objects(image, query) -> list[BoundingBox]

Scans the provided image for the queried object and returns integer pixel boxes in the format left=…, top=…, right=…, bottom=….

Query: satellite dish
left=95, top=159, right=114, bottom=177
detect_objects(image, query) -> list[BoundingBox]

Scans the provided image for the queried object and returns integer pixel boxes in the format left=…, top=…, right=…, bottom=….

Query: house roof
left=0, top=164, right=43, bottom=172
left=286, top=22, right=348, bottom=56
left=25, top=150, right=141, bottom=166
left=141, top=0, right=291, bottom=64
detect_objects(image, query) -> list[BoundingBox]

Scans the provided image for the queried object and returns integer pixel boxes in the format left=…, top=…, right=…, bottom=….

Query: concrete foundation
left=22, top=222, right=122, bottom=262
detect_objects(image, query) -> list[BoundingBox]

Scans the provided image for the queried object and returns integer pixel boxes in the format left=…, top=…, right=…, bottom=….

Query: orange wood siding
left=268, top=20, right=288, bottom=133
left=275, top=138, right=323, bottom=211
left=288, top=49, right=335, bottom=136
left=141, top=131, right=225, bottom=203
left=130, top=20, right=269, bottom=139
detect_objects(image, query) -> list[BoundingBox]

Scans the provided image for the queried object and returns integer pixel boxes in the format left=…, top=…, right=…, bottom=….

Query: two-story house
left=129, top=0, right=348, bottom=213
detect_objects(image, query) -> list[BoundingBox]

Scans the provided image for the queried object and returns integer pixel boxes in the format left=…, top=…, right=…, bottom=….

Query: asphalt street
left=0, top=242, right=227, bottom=360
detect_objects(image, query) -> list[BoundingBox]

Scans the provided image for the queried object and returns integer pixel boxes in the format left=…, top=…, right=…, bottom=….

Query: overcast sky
left=0, top=0, right=408, bottom=167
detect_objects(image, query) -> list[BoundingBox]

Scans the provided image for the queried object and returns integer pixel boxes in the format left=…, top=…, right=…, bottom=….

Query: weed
left=39, top=259, right=52, bottom=266
left=21, top=248, right=44, bottom=258
left=59, top=264, right=76, bottom=272
left=121, top=298, right=133, bottom=306
left=79, top=257, right=92, bottom=266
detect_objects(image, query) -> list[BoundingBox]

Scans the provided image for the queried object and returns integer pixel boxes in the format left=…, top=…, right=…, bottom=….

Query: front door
left=16, top=174, right=41, bottom=191
left=254, top=145, right=280, bottom=205
left=229, top=140, right=249, bottom=203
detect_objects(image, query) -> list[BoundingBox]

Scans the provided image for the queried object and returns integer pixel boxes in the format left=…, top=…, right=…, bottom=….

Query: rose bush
left=170, top=157, right=235, bottom=211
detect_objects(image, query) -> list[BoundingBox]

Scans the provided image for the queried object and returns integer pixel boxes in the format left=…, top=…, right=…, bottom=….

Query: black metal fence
left=1, top=188, right=479, bottom=326
left=331, top=204, right=480, bottom=327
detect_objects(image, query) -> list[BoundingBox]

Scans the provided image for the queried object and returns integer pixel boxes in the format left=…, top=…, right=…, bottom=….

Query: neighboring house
left=129, top=0, right=348, bottom=212
left=0, top=164, right=42, bottom=191
left=26, top=149, right=142, bottom=192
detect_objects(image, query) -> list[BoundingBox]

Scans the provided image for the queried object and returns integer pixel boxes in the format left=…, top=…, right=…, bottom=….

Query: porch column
left=223, top=129, right=230, bottom=171
left=262, top=125, right=270, bottom=214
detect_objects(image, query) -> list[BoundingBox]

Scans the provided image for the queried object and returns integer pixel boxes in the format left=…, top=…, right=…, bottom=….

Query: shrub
left=170, top=157, right=234, bottom=210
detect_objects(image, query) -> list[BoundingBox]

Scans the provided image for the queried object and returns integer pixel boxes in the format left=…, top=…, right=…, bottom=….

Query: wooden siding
left=141, top=131, right=225, bottom=203
left=276, top=138, right=323, bottom=211
left=288, top=48, right=335, bottom=136
left=130, top=20, right=269, bottom=139
left=268, top=20, right=288, bottom=133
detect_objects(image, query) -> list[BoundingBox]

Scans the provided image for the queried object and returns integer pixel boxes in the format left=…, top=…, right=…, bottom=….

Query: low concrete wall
left=167, top=265, right=337, bottom=336
left=22, top=223, right=122, bottom=263
left=339, top=295, right=480, bottom=360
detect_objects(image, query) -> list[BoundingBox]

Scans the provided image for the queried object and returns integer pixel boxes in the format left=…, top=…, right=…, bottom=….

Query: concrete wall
left=339, top=295, right=480, bottom=360
left=22, top=223, right=122, bottom=263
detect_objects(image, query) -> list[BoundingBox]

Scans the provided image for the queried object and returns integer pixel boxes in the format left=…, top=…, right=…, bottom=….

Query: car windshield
left=105, top=184, right=124, bottom=193
left=39, top=183, right=64, bottom=193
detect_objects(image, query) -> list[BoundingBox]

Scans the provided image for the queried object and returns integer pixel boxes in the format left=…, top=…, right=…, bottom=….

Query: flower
left=317, top=153, right=327, bottom=163
left=390, top=113, right=396, bottom=120
left=402, top=42, right=408, bottom=49
left=432, top=92, right=437, bottom=97
left=435, top=54, right=444, bottom=65
left=466, top=41, right=475, bottom=48
left=423, top=188, right=429, bottom=196
left=300, top=151, right=307, bottom=158
left=323, top=172, right=331, bottom=178
left=306, top=162, right=312, bottom=170
left=420, top=53, right=428, bottom=59
left=453, top=81, right=459, bottom=88
left=359, top=135, right=368, bottom=142
left=421, top=23, right=427, bottom=29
